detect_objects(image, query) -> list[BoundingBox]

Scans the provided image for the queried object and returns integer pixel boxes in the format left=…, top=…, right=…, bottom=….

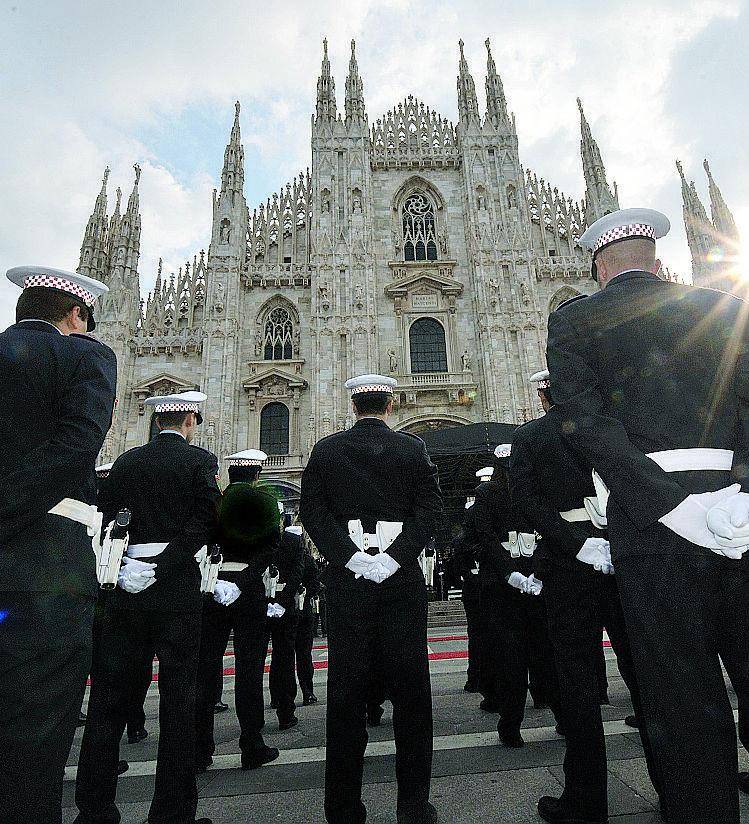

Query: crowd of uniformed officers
left=2, top=202, right=749, bottom=824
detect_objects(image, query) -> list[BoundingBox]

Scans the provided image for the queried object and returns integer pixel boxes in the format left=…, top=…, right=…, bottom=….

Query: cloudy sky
left=1, top=0, right=746, bottom=327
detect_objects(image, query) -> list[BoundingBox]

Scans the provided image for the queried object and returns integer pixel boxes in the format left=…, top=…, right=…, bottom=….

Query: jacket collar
left=605, top=269, right=660, bottom=288
left=353, top=417, right=390, bottom=429
left=14, top=319, right=64, bottom=335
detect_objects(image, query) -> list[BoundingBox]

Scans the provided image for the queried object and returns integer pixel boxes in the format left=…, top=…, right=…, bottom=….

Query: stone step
left=428, top=599, right=466, bottom=627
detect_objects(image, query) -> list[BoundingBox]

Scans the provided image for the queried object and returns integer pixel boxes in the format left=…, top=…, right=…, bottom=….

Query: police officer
left=300, top=374, right=442, bottom=824
left=194, top=450, right=281, bottom=772
left=74, top=391, right=220, bottom=824
left=0, top=266, right=117, bottom=824
left=266, top=508, right=304, bottom=729
left=473, top=459, right=561, bottom=747
left=547, top=207, right=749, bottom=824
left=510, top=368, right=660, bottom=823
left=295, top=534, right=321, bottom=705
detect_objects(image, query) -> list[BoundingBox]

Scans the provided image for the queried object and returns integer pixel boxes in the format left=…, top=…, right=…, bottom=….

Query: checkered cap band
left=153, top=402, right=201, bottom=413
left=594, top=224, right=656, bottom=254
left=350, top=384, right=395, bottom=394
left=23, top=273, right=96, bottom=306
left=228, top=458, right=263, bottom=466
left=536, top=378, right=551, bottom=389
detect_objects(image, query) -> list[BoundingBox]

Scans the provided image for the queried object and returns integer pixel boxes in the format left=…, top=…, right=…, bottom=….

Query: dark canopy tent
left=419, top=422, right=518, bottom=582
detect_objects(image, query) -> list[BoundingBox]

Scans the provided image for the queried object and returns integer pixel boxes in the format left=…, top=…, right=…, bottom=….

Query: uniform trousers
left=195, top=600, right=269, bottom=761
left=295, top=607, right=316, bottom=699
left=75, top=607, right=202, bottom=824
left=267, top=608, right=299, bottom=722
left=543, top=559, right=659, bottom=821
left=0, top=590, right=95, bottom=824
left=324, top=570, right=432, bottom=824
left=478, top=578, right=507, bottom=703
left=480, top=579, right=560, bottom=734
left=610, top=507, right=749, bottom=824
left=461, top=572, right=483, bottom=690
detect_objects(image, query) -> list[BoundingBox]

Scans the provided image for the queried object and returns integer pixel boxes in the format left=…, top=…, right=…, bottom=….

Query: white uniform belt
left=127, top=543, right=168, bottom=559
left=276, top=582, right=286, bottom=591
left=646, top=448, right=733, bottom=472
left=559, top=507, right=590, bottom=523
left=361, top=533, right=380, bottom=549
left=48, top=498, right=102, bottom=536
left=222, top=562, right=248, bottom=572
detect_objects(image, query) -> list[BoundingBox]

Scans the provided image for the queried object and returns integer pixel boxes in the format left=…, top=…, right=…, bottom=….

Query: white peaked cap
left=7, top=265, right=108, bottom=307
left=476, top=466, right=494, bottom=479
left=225, top=449, right=268, bottom=466
left=345, top=374, right=397, bottom=394
left=465, top=499, right=475, bottom=509
left=578, top=208, right=670, bottom=256
left=494, top=444, right=512, bottom=459
left=144, top=391, right=207, bottom=413
left=285, top=525, right=303, bottom=535
left=529, top=369, right=550, bottom=388
left=95, top=462, right=114, bottom=475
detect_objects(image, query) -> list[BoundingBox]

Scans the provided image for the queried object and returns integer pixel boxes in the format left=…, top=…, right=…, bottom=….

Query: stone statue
left=387, top=348, right=398, bottom=374
left=391, top=228, right=402, bottom=256
left=321, top=193, right=331, bottom=213
left=293, top=328, right=301, bottom=356
left=255, top=331, right=263, bottom=358
left=352, top=194, right=362, bottom=214
left=438, top=225, right=449, bottom=255
left=354, top=284, right=364, bottom=304
left=461, top=349, right=472, bottom=371
left=220, top=221, right=231, bottom=243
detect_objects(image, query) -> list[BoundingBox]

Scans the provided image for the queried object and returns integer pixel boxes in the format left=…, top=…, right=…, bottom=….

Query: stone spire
left=578, top=98, right=618, bottom=225
left=457, top=39, right=480, bottom=125
left=484, top=38, right=510, bottom=129
left=107, top=186, right=122, bottom=255
left=220, top=101, right=245, bottom=197
left=704, top=159, right=739, bottom=242
left=344, top=39, right=366, bottom=124
left=316, top=38, right=337, bottom=122
left=77, top=166, right=111, bottom=279
left=676, top=159, right=713, bottom=282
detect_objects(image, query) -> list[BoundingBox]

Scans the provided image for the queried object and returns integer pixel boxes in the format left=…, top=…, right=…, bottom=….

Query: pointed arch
left=549, top=286, right=582, bottom=313
left=391, top=175, right=446, bottom=213
left=257, top=296, right=300, bottom=362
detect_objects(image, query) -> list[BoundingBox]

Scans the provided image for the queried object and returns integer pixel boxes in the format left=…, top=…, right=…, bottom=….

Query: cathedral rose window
left=264, top=307, right=293, bottom=360
left=402, top=192, right=438, bottom=262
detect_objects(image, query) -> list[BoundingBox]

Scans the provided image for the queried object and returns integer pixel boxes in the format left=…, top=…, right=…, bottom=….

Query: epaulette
left=190, top=443, right=218, bottom=459
left=555, top=293, right=588, bottom=312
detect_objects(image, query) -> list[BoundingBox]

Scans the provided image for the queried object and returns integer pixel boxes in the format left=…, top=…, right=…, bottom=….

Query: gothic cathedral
left=75, top=39, right=738, bottom=501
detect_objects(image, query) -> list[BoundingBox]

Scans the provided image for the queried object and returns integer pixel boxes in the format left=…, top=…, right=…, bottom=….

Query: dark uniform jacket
left=510, top=410, right=606, bottom=571
left=0, top=320, right=117, bottom=593
left=473, top=479, right=536, bottom=584
left=274, top=529, right=305, bottom=612
left=100, top=432, right=221, bottom=611
left=546, top=271, right=749, bottom=552
left=300, top=417, right=443, bottom=587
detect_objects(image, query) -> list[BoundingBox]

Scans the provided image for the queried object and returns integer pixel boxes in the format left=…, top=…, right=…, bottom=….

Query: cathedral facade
left=77, top=39, right=653, bottom=500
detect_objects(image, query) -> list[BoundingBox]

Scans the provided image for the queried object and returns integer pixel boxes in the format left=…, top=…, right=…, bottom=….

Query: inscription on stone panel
left=411, top=293, right=438, bottom=310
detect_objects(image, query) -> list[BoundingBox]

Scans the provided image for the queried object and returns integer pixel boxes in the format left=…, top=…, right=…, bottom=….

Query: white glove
left=705, top=491, right=749, bottom=556
left=361, top=553, right=401, bottom=584
left=345, top=551, right=378, bottom=579
left=267, top=603, right=286, bottom=618
left=117, top=557, right=157, bottom=593
left=576, top=538, right=614, bottom=574
left=213, top=579, right=241, bottom=606
left=524, top=574, right=543, bottom=595
left=507, top=571, right=527, bottom=591
left=659, top=484, right=749, bottom=557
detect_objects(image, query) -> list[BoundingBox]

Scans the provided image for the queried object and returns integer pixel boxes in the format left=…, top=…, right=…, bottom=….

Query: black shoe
left=498, top=728, right=524, bottom=749
left=302, top=694, right=318, bottom=706
left=623, top=714, right=640, bottom=729
left=194, top=756, right=213, bottom=774
left=213, top=701, right=229, bottom=714
left=463, top=681, right=480, bottom=693
left=555, top=723, right=566, bottom=737
left=367, top=706, right=384, bottom=727
left=241, top=745, right=280, bottom=770
left=537, top=795, right=607, bottom=823
left=117, top=760, right=129, bottom=775
left=396, top=801, right=438, bottom=823
left=278, top=716, right=299, bottom=731
left=479, top=698, right=502, bottom=713
left=127, top=727, right=148, bottom=744
left=739, top=771, right=749, bottom=794
left=77, top=711, right=87, bottom=727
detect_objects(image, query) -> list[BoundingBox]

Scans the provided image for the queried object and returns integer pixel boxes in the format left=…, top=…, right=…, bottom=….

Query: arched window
left=264, top=307, right=293, bottom=360
left=402, top=192, right=438, bottom=262
left=260, top=402, right=290, bottom=455
left=409, top=317, right=448, bottom=373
